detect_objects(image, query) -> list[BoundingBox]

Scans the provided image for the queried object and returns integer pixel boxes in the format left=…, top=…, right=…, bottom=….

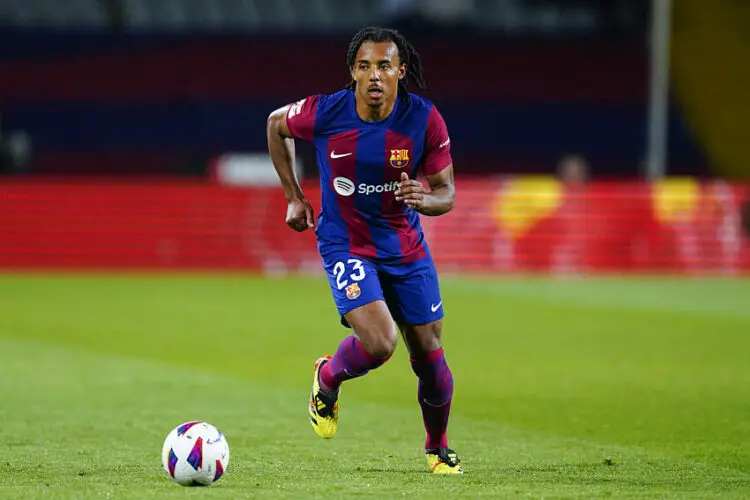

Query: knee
left=345, top=301, right=399, bottom=360
left=357, top=323, right=398, bottom=360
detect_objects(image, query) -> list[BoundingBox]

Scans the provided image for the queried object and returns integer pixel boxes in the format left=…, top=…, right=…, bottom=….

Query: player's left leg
left=381, top=256, right=463, bottom=475
left=399, top=320, right=461, bottom=474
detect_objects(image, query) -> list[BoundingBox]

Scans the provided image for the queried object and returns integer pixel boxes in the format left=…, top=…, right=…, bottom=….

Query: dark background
left=0, top=0, right=710, bottom=179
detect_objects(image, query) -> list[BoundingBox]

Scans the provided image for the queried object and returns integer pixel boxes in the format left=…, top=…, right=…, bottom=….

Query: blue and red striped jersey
left=286, top=89, right=452, bottom=263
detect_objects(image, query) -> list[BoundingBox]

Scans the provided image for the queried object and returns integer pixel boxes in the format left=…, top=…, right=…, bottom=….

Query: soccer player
left=266, top=26, right=461, bottom=474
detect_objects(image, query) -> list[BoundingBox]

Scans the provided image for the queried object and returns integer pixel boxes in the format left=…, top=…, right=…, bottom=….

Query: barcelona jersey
left=286, top=89, right=453, bottom=264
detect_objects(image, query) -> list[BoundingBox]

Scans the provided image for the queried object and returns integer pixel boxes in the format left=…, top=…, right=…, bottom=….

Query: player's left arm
left=395, top=106, right=455, bottom=216
left=395, top=167, right=455, bottom=216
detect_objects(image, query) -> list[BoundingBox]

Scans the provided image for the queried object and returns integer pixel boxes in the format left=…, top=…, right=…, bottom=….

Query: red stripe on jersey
left=286, top=95, right=318, bottom=141
left=327, top=130, right=378, bottom=259
left=422, top=106, right=452, bottom=176
left=384, top=130, right=426, bottom=263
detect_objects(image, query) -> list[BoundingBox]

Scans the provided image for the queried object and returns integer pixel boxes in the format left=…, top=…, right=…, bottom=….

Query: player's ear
left=398, top=64, right=406, bottom=80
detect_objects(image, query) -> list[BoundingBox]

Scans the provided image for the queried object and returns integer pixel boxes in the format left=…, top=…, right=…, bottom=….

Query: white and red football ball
left=161, top=421, right=230, bottom=486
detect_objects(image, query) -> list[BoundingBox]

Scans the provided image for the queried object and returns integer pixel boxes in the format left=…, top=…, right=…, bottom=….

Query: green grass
left=0, top=273, right=749, bottom=498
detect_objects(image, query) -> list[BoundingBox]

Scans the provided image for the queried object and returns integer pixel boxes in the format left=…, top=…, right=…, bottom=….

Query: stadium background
left=1, top=0, right=748, bottom=274
left=2, top=2, right=750, bottom=498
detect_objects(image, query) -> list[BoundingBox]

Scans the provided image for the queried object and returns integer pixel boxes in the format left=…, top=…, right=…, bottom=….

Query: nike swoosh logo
left=330, top=151, right=352, bottom=159
left=431, top=301, right=443, bottom=312
left=439, top=138, right=450, bottom=149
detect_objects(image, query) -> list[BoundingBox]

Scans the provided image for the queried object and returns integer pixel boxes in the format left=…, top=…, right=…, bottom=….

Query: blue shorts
left=321, top=252, right=444, bottom=328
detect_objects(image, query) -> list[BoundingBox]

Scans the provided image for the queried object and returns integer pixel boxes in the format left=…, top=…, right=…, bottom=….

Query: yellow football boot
left=308, top=355, right=340, bottom=439
left=425, top=448, right=464, bottom=474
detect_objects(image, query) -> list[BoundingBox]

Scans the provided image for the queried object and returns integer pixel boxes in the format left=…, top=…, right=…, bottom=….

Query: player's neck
left=355, top=96, right=396, bottom=123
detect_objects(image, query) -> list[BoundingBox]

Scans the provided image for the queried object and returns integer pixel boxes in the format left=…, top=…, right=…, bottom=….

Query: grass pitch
left=0, top=273, right=749, bottom=498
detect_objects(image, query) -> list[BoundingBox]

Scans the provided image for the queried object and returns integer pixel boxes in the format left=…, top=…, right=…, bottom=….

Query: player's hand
left=286, top=198, right=315, bottom=232
left=395, top=172, right=426, bottom=210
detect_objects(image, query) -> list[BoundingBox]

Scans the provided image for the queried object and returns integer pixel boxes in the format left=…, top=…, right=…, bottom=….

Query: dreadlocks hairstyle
left=344, top=26, right=427, bottom=102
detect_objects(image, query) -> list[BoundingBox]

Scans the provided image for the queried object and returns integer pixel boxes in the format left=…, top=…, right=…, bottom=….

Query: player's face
left=350, top=41, right=405, bottom=108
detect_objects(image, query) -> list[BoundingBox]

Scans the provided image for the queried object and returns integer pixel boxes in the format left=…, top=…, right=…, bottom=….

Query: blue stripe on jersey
left=353, top=129, right=384, bottom=216
left=314, top=135, right=350, bottom=254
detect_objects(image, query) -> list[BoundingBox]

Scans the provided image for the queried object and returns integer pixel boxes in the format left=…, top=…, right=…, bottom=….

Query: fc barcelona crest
left=345, top=282, right=361, bottom=300
left=390, top=149, right=410, bottom=168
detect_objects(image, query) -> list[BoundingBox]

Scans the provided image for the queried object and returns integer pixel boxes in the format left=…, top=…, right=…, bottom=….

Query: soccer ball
left=161, top=421, right=230, bottom=486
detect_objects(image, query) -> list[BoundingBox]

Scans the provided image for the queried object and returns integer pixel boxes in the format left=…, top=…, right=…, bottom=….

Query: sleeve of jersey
left=285, top=95, right=320, bottom=142
left=421, top=106, right=453, bottom=176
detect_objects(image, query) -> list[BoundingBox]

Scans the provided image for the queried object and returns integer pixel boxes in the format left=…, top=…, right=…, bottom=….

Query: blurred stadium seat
left=0, top=0, right=747, bottom=274
left=0, top=0, right=706, bottom=178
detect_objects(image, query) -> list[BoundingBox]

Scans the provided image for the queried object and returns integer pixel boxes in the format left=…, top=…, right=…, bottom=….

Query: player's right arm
left=266, top=96, right=318, bottom=232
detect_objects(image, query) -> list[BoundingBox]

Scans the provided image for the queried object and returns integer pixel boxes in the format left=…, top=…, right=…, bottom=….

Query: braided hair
left=344, top=26, right=427, bottom=102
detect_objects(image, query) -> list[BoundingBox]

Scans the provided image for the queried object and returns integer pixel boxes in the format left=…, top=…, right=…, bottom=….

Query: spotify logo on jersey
left=333, top=177, right=356, bottom=196
left=333, top=177, right=401, bottom=197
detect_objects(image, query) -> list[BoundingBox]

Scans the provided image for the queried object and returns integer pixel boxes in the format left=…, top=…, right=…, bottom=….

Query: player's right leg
left=309, top=254, right=397, bottom=439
